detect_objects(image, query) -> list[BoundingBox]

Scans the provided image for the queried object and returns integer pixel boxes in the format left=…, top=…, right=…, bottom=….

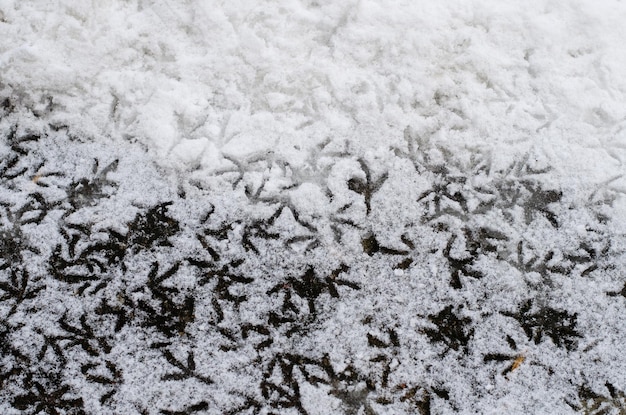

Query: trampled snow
left=1, top=1, right=626, bottom=414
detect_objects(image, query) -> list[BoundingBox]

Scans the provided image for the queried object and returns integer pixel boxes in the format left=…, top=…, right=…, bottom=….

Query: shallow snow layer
left=1, top=1, right=626, bottom=414
left=2, top=1, right=626, bottom=179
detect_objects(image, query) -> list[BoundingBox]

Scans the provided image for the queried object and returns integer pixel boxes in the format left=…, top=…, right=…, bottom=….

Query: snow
left=1, top=0, right=626, bottom=414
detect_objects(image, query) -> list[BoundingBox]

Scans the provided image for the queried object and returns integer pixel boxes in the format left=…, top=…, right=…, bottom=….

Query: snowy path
left=1, top=1, right=626, bottom=414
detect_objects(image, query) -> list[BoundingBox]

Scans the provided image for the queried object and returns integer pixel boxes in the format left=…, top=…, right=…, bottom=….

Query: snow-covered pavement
left=1, top=1, right=626, bottom=413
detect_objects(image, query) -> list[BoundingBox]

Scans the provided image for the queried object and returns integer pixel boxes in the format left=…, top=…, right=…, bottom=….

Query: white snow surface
left=2, top=0, right=626, bottom=180
left=1, top=1, right=626, bottom=414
